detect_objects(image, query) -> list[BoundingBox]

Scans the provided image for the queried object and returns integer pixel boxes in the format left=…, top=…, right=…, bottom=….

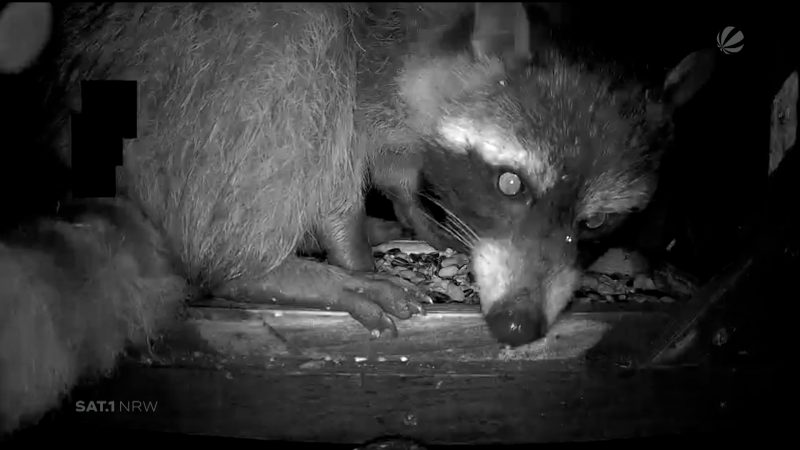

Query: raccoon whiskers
left=441, top=217, right=473, bottom=250
left=416, top=194, right=476, bottom=251
left=419, top=197, right=476, bottom=248
left=444, top=217, right=477, bottom=250
left=448, top=215, right=478, bottom=246
left=420, top=208, right=473, bottom=250
left=419, top=192, right=478, bottom=245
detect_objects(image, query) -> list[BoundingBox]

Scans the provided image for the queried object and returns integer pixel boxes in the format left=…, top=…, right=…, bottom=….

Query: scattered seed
left=446, top=283, right=465, bottom=302
left=399, top=270, right=416, bottom=280
left=633, top=274, right=656, bottom=291
left=438, top=265, right=459, bottom=278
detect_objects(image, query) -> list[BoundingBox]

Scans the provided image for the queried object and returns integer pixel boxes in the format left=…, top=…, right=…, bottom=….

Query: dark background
left=516, top=3, right=792, bottom=282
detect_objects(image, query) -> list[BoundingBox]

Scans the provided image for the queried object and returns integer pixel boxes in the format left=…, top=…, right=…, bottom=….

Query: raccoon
left=0, top=1, right=713, bottom=435
left=363, top=3, right=716, bottom=346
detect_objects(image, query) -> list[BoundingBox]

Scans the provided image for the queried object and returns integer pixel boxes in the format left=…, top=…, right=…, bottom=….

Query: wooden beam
left=9, top=302, right=747, bottom=444
left=36, top=347, right=740, bottom=444
left=156, top=300, right=676, bottom=366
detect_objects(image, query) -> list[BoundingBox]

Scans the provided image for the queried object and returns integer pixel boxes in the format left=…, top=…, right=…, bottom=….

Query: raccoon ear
left=0, top=2, right=52, bottom=74
left=661, top=48, right=717, bottom=111
left=470, top=2, right=532, bottom=69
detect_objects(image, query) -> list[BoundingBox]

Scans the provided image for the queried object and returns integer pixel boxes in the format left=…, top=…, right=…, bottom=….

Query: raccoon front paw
left=343, top=273, right=431, bottom=338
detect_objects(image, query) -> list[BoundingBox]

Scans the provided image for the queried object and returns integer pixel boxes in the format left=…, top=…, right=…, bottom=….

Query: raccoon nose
left=484, top=290, right=546, bottom=347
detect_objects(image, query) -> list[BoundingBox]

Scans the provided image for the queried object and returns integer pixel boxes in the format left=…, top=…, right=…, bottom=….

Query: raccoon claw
left=409, top=300, right=427, bottom=315
left=394, top=280, right=433, bottom=310
left=370, top=315, right=399, bottom=340
left=357, top=273, right=429, bottom=319
left=342, top=272, right=427, bottom=337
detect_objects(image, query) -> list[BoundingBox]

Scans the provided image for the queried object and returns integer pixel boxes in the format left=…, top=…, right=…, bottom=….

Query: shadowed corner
left=498, top=318, right=612, bottom=362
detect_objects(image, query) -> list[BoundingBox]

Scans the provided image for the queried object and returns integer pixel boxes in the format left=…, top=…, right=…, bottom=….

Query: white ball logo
left=717, top=26, right=744, bottom=54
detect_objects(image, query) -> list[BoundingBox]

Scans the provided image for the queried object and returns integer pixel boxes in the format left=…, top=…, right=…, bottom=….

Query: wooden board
left=8, top=301, right=746, bottom=444
left=42, top=356, right=740, bottom=445
left=154, top=300, right=678, bottom=367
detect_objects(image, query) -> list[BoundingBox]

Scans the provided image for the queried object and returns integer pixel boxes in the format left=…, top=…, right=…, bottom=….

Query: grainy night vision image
left=0, top=2, right=796, bottom=447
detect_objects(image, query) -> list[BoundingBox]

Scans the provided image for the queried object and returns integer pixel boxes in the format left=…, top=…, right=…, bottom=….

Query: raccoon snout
left=484, top=289, right=546, bottom=347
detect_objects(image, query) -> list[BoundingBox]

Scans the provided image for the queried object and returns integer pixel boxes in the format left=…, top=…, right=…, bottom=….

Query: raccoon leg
left=321, top=202, right=430, bottom=320
left=398, top=199, right=450, bottom=250
left=214, top=199, right=427, bottom=337
left=317, top=203, right=375, bottom=272
left=214, top=256, right=428, bottom=338
left=369, top=149, right=422, bottom=233
left=391, top=196, right=416, bottom=231
left=376, top=179, right=445, bottom=247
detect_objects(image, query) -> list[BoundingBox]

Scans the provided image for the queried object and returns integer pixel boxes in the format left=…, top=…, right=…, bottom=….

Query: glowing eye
left=498, top=172, right=522, bottom=196
left=584, top=213, right=607, bottom=229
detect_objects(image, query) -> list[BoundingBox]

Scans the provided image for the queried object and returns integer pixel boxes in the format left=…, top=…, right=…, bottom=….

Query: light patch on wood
left=498, top=319, right=611, bottom=361
left=437, top=117, right=558, bottom=192
left=770, top=70, right=797, bottom=175
left=192, top=317, right=292, bottom=358
left=372, top=240, right=438, bottom=255
left=587, top=248, right=651, bottom=278
left=176, top=301, right=665, bottom=364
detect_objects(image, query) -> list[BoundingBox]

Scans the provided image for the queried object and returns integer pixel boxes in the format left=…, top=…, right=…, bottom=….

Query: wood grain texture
left=49, top=354, right=736, bottom=444
left=157, top=300, right=676, bottom=367
left=13, top=301, right=736, bottom=444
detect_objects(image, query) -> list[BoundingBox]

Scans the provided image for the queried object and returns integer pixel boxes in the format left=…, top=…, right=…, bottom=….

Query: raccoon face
left=397, top=3, right=716, bottom=346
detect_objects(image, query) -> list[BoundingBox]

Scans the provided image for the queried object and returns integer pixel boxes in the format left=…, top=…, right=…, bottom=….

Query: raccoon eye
left=583, top=213, right=607, bottom=229
left=498, top=172, right=522, bottom=196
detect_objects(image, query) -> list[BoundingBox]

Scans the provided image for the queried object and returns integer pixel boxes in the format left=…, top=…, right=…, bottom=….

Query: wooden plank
left=152, top=301, right=676, bottom=368
left=18, top=303, right=710, bottom=443
left=33, top=355, right=741, bottom=444
left=7, top=301, right=707, bottom=444
left=637, top=256, right=754, bottom=368
left=2, top=302, right=704, bottom=444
